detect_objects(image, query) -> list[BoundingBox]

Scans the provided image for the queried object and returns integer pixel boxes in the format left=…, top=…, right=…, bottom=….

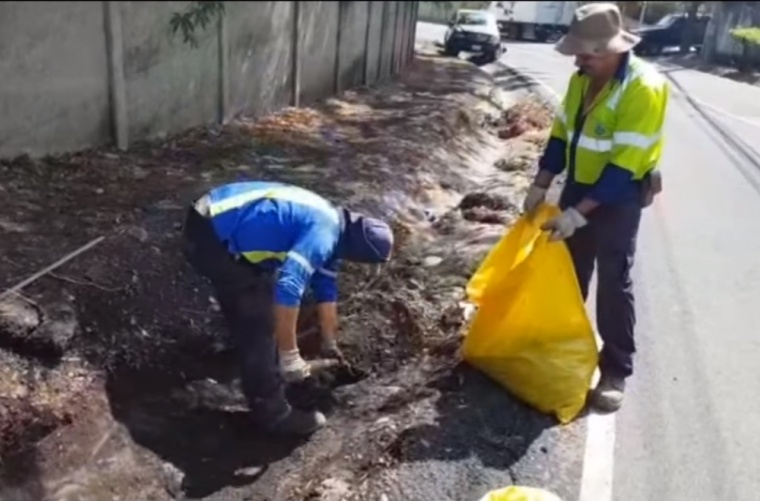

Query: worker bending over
left=183, top=181, right=393, bottom=435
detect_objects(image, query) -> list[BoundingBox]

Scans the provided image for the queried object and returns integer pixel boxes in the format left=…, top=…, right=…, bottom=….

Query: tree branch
left=170, top=1, right=226, bottom=48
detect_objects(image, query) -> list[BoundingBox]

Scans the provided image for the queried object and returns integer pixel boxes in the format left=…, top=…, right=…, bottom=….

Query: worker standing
left=183, top=181, right=394, bottom=435
left=523, top=3, right=669, bottom=412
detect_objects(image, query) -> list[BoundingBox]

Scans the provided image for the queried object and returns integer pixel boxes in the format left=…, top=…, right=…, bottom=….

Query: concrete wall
left=364, top=1, right=386, bottom=85
left=299, top=2, right=340, bottom=105
left=337, top=1, right=371, bottom=91
left=378, top=2, right=397, bottom=80
left=227, top=2, right=294, bottom=119
left=121, top=1, right=220, bottom=140
left=703, top=2, right=760, bottom=66
left=0, top=2, right=111, bottom=156
left=0, top=1, right=419, bottom=158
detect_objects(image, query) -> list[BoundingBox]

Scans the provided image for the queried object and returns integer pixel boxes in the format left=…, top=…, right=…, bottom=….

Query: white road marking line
left=502, top=55, right=759, bottom=501
left=497, top=63, right=618, bottom=501
left=579, top=411, right=617, bottom=501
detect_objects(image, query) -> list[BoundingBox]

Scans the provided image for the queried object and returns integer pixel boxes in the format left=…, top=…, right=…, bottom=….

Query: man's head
left=554, top=3, right=640, bottom=80
left=340, top=209, right=394, bottom=264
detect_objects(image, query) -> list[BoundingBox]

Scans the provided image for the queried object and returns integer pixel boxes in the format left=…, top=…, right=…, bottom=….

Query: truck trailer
left=487, top=1, right=578, bottom=42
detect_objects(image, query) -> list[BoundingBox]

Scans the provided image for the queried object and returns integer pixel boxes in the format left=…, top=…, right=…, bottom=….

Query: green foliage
left=170, top=1, right=225, bottom=48
left=424, top=1, right=488, bottom=11
left=730, top=27, right=760, bottom=46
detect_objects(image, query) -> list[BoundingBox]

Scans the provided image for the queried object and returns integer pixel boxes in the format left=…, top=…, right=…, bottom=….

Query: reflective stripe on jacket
left=206, top=181, right=342, bottom=307
left=548, top=54, right=670, bottom=186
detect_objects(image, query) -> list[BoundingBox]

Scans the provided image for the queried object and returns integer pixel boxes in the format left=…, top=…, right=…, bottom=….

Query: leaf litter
left=0, top=50, right=554, bottom=500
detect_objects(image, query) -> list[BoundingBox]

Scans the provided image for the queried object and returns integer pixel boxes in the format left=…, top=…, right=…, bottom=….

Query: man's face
left=574, top=52, right=620, bottom=79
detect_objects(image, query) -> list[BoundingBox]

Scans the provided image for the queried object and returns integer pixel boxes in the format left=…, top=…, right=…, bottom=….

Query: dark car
left=633, top=12, right=711, bottom=56
left=444, top=10, right=504, bottom=62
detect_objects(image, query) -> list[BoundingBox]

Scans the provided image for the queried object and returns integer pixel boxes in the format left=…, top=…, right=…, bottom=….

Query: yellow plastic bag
left=463, top=204, right=598, bottom=424
left=477, top=486, right=563, bottom=501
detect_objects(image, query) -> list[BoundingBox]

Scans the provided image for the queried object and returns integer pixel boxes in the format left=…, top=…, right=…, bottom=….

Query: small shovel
left=306, top=358, right=343, bottom=373
left=307, top=357, right=368, bottom=382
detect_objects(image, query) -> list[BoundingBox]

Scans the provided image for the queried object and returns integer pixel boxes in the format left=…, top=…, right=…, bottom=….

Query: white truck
left=487, top=1, right=578, bottom=42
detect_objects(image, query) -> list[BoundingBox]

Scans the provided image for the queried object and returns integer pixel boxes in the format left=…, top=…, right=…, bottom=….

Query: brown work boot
left=590, top=375, right=626, bottom=413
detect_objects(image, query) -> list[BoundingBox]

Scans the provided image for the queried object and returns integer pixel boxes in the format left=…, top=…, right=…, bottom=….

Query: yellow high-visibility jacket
left=540, top=53, right=670, bottom=205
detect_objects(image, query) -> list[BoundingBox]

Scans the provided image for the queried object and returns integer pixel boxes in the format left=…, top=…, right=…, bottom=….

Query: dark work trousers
left=182, top=206, right=290, bottom=422
left=560, top=190, right=643, bottom=379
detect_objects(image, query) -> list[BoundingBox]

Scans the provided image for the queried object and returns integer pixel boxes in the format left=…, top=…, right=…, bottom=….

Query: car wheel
left=494, top=45, right=505, bottom=61
left=444, top=45, right=459, bottom=57
left=546, top=30, right=561, bottom=43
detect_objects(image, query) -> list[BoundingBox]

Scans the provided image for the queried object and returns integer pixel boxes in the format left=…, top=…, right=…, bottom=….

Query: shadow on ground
left=652, top=52, right=760, bottom=86
left=0, top=49, right=547, bottom=500
left=665, top=71, right=760, bottom=196
left=355, top=364, right=555, bottom=500
left=105, top=376, right=297, bottom=498
left=395, top=365, right=552, bottom=467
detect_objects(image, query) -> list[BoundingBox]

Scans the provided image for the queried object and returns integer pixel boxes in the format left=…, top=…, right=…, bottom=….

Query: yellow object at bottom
left=463, top=204, right=598, bottom=424
left=477, top=486, right=563, bottom=501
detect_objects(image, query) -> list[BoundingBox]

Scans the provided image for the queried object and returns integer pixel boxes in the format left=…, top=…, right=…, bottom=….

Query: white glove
left=541, top=208, right=588, bottom=242
left=279, top=349, right=311, bottom=382
left=523, top=185, right=547, bottom=216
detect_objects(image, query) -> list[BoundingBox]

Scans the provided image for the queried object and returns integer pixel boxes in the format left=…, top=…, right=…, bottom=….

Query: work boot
left=265, top=407, right=326, bottom=436
left=590, top=375, right=626, bottom=412
left=250, top=396, right=326, bottom=436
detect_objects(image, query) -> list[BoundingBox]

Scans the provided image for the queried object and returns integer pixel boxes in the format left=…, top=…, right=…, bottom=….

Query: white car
left=444, top=9, right=504, bottom=62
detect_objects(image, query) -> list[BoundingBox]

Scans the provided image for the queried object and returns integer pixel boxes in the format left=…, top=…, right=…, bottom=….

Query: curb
left=482, top=59, right=561, bottom=108
left=413, top=45, right=561, bottom=112
left=491, top=61, right=561, bottom=108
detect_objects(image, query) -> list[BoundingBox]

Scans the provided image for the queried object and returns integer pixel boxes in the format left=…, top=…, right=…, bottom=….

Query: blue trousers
left=560, top=188, right=643, bottom=379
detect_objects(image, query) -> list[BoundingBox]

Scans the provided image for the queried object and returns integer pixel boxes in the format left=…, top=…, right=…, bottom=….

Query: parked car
left=632, top=12, right=711, bottom=56
left=444, top=9, right=504, bottom=63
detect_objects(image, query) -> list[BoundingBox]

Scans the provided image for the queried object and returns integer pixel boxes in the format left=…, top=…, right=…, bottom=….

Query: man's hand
left=320, top=338, right=345, bottom=362
left=523, top=185, right=548, bottom=217
left=279, top=349, right=311, bottom=382
left=541, top=208, right=588, bottom=242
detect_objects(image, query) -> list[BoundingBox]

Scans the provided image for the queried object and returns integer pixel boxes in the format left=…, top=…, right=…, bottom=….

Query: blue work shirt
left=206, top=181, right=342, bottom=307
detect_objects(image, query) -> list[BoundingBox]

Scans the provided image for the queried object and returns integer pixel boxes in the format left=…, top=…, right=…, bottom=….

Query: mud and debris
left=0, top=49, right=575, bottom=501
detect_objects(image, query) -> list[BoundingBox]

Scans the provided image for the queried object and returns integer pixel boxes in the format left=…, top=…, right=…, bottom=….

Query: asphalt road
left=418, top=22, right=760, bottom=501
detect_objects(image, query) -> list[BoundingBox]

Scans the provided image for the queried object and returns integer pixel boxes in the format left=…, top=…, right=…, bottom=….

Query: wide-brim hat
left=555, top=2, right=641, bottom=56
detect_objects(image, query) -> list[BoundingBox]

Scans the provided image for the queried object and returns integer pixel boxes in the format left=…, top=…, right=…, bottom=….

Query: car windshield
left=458, top=12, right=489, bottom=25
left=655, top=14, right=678, bottom=28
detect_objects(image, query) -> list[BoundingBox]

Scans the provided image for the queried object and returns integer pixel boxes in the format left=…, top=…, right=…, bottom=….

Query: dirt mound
left=493, top=96, right=553, bottom=143
left=0, top=396, right=69, bottom=462
left=457, top=191, right=517, bottom=225
left=0, top=54, right=560, bottom=501
left=500, top=97, right=554, bottom=136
